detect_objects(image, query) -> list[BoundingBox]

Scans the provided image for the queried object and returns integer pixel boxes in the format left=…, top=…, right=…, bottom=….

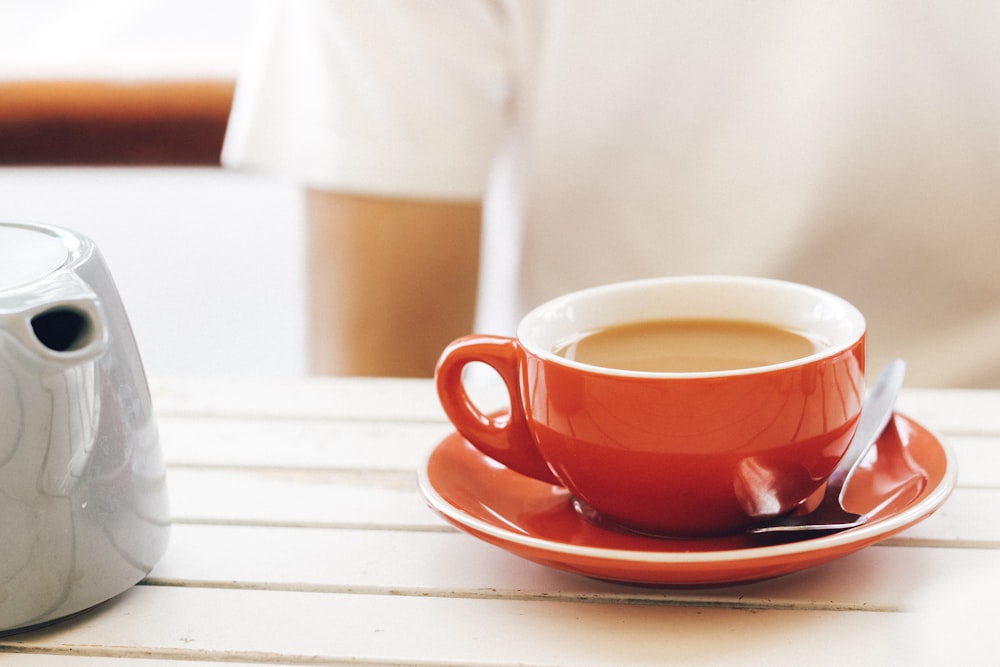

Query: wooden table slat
left=158, top=417, right=451, bottom=471
left=146, top=522, right=999, bottom=613
left=151, top=379, right=1000, bottom=435
left=4, top=585, right=984, bottom=666
left=163, top=464, right=997, bottom=544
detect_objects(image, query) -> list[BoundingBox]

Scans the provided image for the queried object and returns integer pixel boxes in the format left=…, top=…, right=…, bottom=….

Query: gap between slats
left=135, top=578, right=900, bottom=614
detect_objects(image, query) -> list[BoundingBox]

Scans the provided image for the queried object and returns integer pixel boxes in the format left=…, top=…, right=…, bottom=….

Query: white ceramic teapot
left=0, top=222, right=169, bottom=634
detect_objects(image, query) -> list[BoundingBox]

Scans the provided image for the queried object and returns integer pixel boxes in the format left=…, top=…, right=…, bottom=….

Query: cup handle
left=435, top=334, right=559, bottom=484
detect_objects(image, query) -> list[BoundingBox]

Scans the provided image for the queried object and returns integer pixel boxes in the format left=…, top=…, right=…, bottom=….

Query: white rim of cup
left=516, top=275, right=866, bottom=379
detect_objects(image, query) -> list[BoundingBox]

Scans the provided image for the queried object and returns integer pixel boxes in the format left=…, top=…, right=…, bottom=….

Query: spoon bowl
left=748, top=359, right=906, bottom=539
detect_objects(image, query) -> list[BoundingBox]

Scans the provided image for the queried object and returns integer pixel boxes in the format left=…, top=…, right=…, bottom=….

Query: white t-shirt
left=223, top=0, right=1000, bottom=387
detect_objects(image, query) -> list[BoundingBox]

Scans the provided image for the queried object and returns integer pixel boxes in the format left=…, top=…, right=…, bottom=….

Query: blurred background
left=0, top=0, right=307, bottom=377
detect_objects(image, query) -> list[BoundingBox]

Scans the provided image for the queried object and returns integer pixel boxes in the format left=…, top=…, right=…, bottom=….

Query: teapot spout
left=2, top=276, right=108, bottom=369
left=25, top=299, right=106, bottom=365
left=30, top=301, right=105, bottom=360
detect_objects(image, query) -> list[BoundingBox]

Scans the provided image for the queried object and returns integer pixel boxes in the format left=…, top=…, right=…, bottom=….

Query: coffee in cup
left=436, top=275, right=866, bottom=537
left=553, top=317, right=824, bottom=373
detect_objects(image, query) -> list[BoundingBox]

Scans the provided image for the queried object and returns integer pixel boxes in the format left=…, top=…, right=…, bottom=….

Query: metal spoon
left=747, top=358, right=906, bottom=538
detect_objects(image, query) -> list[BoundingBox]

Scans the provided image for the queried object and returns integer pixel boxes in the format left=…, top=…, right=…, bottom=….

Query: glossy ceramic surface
left=436, top=276, right=866, bottom=536
left=418, top=413, right=956, bottom=585
left=0, top=223, right=170, bottom=634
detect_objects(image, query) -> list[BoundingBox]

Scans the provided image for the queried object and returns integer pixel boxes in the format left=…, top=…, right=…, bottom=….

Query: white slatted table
left=0, top=377, right=996, bottom=666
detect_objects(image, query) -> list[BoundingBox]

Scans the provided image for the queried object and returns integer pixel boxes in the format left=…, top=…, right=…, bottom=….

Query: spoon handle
left=827, top=358, right=907, bottom=501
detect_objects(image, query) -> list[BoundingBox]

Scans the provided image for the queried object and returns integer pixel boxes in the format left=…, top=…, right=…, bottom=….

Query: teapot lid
left=0, top=225, right=70, bottom=292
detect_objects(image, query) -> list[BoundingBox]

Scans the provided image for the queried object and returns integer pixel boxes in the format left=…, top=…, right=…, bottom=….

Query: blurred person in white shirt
left=224, top=1, right=1000, bottom=386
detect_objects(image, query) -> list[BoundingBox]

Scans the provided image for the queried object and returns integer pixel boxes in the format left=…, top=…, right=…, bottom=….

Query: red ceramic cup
left=436, top=276, right=866, bottom=537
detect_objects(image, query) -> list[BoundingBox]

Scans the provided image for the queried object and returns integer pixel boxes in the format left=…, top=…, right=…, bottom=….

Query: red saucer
left=418, top=413, right=956, bottom=585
